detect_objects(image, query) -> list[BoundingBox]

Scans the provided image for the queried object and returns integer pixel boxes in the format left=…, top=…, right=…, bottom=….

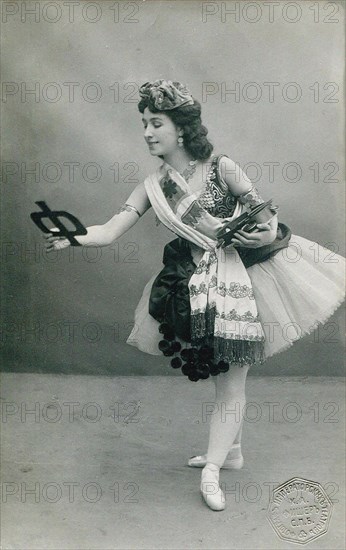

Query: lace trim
left=217, top=282, right=255, bottom=299
left=190, top=305, right=262, bottom=336
left=189, top=280, right=255, bottom=299
left=187, top=302, right=265, bottom=365
left=213, top=337, right=265, bottom=365
left=194, top=253, right=218, bottom=274
left=216, top=309, right=260, bottom=323
left=190, top=305, right=217, bottom=338
left=190, top=327, right=265, bottom=365
left=188, top=319, right=265, bottom=365
left=191, top=308, right=260, bottom=324
left=189, top=282, right=209, bottom=296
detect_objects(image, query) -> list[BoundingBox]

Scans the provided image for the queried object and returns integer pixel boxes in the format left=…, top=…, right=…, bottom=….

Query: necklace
left=180, top=160, right=197, bottom=182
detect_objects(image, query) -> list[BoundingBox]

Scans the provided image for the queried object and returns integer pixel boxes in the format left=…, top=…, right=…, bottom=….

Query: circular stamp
left=267, top=477, right=333, bottom=545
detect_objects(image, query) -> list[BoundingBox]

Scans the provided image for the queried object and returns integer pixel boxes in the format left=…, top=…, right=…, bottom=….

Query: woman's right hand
left=43, top=229, right=71, bottom=252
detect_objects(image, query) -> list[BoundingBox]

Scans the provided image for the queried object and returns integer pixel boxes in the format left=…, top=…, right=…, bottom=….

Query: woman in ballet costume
left=45, top=80, right=345, bottom=512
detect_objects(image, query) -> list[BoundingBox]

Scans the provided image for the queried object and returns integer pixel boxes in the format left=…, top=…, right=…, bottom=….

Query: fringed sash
left=144, top=161, right=265, bottom=365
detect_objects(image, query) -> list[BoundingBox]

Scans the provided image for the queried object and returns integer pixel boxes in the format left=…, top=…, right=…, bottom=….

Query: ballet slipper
left=188, top=443, right=244, bottom=470
left=200, top=463, right=226, bottom=511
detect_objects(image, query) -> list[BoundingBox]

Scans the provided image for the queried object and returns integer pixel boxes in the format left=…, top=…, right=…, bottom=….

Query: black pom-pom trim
left=209, top=363, right=220, bottom=376
left=159, top=323, right=171, bottom=334
left=198, top=346, right=213, bottom=361
left=190, top=347, right=199, bottom=360
left=158, top=340, right=170, bottom=352
left=196, top=362, right=210, bottom=375
left=181, top=363, right=194, bottom=376
left=171, top=341, right=182, bottom=352
left=180, top=348, right=193, bottom=362
left=157, top=321, right=230, bottom=382
left=171, top=357, right=182, bottom=369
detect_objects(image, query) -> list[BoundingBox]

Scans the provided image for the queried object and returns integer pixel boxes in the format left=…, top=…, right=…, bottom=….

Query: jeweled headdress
left=139, top=79, right=195, bottom=111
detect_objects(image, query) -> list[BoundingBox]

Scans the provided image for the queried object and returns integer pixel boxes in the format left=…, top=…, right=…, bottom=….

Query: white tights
left=206, top=364, right=250, bottom=468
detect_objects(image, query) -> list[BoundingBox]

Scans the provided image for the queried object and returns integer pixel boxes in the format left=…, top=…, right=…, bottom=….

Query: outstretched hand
left=43, top=228, right=71, bottom=252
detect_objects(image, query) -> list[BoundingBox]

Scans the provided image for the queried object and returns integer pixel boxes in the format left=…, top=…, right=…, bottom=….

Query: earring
left=177, top=136, right=184, bottom=147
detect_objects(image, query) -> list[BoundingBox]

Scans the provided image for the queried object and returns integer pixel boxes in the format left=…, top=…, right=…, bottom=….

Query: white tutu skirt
left=127, top=235, right=345, bottom=361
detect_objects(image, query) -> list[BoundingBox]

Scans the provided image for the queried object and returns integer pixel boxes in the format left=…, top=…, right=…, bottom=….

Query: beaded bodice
left=157, top=154, right=275, bottom=229
left=197, top=154, right=237, bottom=219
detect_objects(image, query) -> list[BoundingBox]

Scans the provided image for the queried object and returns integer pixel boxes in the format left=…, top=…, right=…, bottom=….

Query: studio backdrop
left=1, top=0, right=345, bottom=375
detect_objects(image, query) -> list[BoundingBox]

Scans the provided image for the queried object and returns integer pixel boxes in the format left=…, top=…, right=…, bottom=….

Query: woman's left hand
left=231, top=222, right=276, bottom=249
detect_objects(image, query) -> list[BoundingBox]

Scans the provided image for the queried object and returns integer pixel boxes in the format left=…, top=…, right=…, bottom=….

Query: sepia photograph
left=1, top=1, right=345, bottom=548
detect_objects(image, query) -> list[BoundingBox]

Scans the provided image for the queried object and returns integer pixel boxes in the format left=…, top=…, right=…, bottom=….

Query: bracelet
left=237, top=185, right=264, bottom=207
left=118, top=203, right=142, bottom=217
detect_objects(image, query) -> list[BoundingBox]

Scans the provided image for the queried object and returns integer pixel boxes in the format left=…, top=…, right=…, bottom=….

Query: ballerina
left=44, top=79, right=345, bottom=512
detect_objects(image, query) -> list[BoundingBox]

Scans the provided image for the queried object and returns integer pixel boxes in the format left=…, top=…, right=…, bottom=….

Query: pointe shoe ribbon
left=200, top=464, right=226, bottom=511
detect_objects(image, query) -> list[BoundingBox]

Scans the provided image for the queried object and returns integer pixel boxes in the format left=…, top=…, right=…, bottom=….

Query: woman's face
left=141, top=107, right=181, bottom=157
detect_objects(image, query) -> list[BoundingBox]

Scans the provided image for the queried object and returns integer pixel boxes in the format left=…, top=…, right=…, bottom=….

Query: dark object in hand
left=216, top=199, right=274, bottom=248
left=30, top=201, right=87, bottom=246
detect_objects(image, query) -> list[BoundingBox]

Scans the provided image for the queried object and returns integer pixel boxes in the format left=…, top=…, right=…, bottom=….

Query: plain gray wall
left=1, top=1, right=345, bottom=375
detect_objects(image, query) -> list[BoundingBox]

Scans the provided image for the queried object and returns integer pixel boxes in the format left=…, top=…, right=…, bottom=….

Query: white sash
left=144, top=162, right=265, bottom=364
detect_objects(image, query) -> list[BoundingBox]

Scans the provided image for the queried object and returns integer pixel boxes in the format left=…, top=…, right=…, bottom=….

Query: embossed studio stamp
left=267, top=477, right=333, bottom=545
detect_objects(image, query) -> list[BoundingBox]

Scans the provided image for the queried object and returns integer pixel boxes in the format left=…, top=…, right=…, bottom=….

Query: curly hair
left=137, top=98, right=213, bottom=161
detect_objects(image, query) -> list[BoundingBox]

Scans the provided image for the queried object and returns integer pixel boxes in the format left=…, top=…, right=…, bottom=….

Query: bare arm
left=45, top=182, right=151, bottom=250
left=219, top=156, right=278, bottom=246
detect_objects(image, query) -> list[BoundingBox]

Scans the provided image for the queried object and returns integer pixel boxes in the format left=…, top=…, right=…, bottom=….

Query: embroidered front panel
left=198, top=156, right=238, bottom=219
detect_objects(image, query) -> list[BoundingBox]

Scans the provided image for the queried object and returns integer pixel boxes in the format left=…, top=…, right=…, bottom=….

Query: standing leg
left=200, top=364, right=250, bottom=510
left=206, top=364, right=249, bottom=467
left=187, top=415, right=244, bottom=468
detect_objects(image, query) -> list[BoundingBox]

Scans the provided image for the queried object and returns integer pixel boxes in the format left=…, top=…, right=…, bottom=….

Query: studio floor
left=1, top=373, right=345, bottom=550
